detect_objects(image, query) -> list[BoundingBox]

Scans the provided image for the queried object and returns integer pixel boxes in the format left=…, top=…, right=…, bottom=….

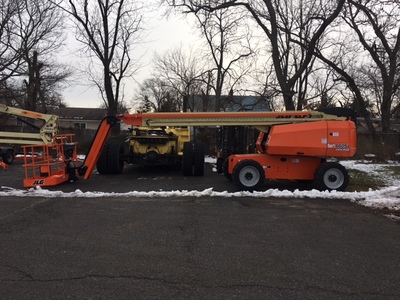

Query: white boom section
left=120, top=111, right=347, bottom=132
left=0, top=104, right=59, bottom=144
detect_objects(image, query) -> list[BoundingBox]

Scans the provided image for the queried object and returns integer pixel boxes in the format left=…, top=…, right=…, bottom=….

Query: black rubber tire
left=232, top=160, right=264, bottom=191
left=96, top=141, right=110, bottom=174
left=96, top=139, right=124, bottom=174
left=107, top=139, right=125, bottom=174
left=193, top=142, right=204, bottom=176
left=2, top=149, right=14, bottom=165
left=182, top=142, right=193, bottom=176
left=216, top=157, right=224, bottom=173
left=314, top=162, right=349, bottom=191
left=222, top=157, right=232, bottom=181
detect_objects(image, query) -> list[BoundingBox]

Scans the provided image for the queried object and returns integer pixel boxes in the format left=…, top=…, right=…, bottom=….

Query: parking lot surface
left=1, top=161, right=400, bottom=299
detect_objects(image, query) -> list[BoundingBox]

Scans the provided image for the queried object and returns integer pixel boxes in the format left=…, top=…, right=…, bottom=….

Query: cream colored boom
left=119, top=111, right=347, bottom=132
left=0, top=104, right=59, bottom=144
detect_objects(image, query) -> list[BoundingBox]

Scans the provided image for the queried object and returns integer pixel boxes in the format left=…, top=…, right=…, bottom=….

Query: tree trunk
left=25, top=51, right=39, bottom=112
left=381, top=96, right=391, bottom=133
left=103, top=66, right=120, bottom=135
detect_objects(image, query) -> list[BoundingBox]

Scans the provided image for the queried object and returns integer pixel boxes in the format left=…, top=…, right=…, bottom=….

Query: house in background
left=223, top=95, right=270, bottom=112
left=187, top=95, right=270, bottom=112
left=0, top=106, right=101, bottom=132
left=48, top=107, right=107, bottom=131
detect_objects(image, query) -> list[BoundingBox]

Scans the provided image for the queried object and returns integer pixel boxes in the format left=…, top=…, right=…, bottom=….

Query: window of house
left=74, top=122, right=87, bottom=129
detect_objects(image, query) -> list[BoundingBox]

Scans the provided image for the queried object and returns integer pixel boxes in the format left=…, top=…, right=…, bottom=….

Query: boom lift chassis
left=22, top=108, right=357, bottom=191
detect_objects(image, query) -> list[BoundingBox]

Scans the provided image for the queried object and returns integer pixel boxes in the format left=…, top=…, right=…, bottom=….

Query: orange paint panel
left=229, top=153, right=323, bottom=181
left=264, top=156, right=322, bottom=180
left=266, top=121, right=328, bottom=157
left=256, top=132, right=267, bottom=153
left=326, top=121, right=357, bottom=157
left=23, top=174, right=69, bottom=188
left=81, top=117, right=112, bottom=179
left=266, top=120, right=356, bottom=158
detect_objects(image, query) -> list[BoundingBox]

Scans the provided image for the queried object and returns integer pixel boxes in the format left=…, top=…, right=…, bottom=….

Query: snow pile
left=0, top=159, right=399, bottom=214
left=0, top=184, right=399, bottom=213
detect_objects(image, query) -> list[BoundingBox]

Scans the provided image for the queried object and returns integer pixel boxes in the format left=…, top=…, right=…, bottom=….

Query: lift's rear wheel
left=232, top=160, right=264, bottom=191
left=96, top=139, right=124, bottom=174
left=193, top=142, right=204, bottom=176
left=2, top=149, right=14, bottom=165
left=182, top=142, right=194, bottom=176
left=314, top=162, right=349, bottom=191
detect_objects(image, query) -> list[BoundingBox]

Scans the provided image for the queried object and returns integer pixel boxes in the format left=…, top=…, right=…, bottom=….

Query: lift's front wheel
left=182, top=141, right=205, bottom=176
left=182, top=142, right=194, bottom=176
left=232, top=160, right=264, bottom=191
left=96, top=139, right=124, bottom=174
left=314, top=162, right=349, bottom=191
left=193, top=142, right=204, bottom=176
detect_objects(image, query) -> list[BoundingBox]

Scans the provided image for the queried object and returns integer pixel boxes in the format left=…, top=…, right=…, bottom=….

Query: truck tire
left=96, top=141, right=110, bottom=174
left=216, top=157, right=224, bottom=173
left=193, top=142, right=204, bottom=176
left=96, top=139, right=124, bottom=174
left=182, top=142, right=193, bottom=176
left=222, top=158, right=232, bottom=181
left=2, top=149, right=14, bottom=165
left=232, top=160, right=264, bottom=191
left=314, top=162, right=349, bottom=191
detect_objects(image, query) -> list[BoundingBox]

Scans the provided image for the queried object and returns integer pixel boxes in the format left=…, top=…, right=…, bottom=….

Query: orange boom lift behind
left=22, top=116, right=117, bottom=187
left=22, top=109, right=357, bottom=191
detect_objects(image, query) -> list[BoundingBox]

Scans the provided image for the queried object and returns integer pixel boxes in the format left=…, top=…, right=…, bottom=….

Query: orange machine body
left=257, top=120, right=356, bottom=157
left=231, top=120, right=356, bottom=181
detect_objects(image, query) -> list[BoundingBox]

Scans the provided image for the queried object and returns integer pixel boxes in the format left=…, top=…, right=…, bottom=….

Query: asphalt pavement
left=0, top=161, right=399, bottom=299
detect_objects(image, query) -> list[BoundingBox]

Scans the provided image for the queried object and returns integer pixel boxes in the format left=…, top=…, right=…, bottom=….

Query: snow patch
left=1, top=159, right=399, bottom=214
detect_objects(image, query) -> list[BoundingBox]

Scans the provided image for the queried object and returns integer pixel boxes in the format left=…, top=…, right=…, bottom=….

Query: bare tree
left=1, top=0, right=71, bottom=111
left=138, top=77, right=180, bottom=112
left=193, top=7, right=254, bottom=111
left=344, top=0, right=400, bottom=133
left=18, top=0, right=68, bottom=111
left=166, top=0, right=345, bottom=111
left=311, top=0, right=400, bottom=133
left=0, top=0, right=23, bottom=82
left=61, top=0, right=143, bottom=116
left=153, top=46, right=204, bottom=111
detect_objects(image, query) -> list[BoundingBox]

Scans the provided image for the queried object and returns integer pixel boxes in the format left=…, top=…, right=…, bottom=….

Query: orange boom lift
left=22, top=108, right=357, bottom=191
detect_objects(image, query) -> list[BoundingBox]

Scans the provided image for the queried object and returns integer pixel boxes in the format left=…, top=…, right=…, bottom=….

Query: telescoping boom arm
left=118, top=110, right=348, bottom=132
left=0, top=104, right=59, bottom=144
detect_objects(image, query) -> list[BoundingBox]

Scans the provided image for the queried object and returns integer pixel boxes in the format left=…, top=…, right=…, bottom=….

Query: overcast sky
left=62, top=11, right=197, bottom=110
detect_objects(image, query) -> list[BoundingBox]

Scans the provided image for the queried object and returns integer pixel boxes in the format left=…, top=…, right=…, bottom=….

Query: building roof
left=225, top=96, right=270, bottom=112
left=49, top=107, right=107, bottom=121
left=189, top=95, right=270, bottom=112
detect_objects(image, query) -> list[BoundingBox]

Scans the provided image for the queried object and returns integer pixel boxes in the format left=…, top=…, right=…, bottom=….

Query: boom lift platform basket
left=22, top=134, right=78, bottom=188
